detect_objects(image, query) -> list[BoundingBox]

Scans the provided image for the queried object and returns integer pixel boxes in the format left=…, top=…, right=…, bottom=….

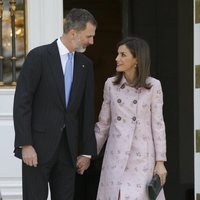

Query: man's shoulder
left=75, top=52, right=93, bottom=65
left=27, top=40, right=57, bottom=57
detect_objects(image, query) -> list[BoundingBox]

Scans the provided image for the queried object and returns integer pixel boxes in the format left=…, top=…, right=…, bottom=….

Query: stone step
left=0, top=190, right=22, bottom=200
left=0, top=179, right=22, bottom=200
left=0, top=180, right=51, bottom=200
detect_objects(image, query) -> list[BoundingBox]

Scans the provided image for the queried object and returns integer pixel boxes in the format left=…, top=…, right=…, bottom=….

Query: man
left=13, top=8, right=97, bottom=200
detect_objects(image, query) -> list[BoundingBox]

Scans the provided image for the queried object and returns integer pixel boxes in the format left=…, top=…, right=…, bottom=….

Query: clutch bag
left=148, top=174, right=162, bottom=200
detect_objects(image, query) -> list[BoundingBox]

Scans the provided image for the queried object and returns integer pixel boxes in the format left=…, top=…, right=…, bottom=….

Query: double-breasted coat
left=95, top=76, right=167, bottom=200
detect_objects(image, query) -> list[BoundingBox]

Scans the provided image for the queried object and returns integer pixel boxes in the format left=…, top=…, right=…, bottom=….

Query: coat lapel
left=48, top=40, right=66, bottom=108
left=67, top=53, right=84, bottom=108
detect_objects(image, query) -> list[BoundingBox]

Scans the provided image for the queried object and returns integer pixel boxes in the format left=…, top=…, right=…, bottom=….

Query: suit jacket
left=13, top=40, right=97, bottom=166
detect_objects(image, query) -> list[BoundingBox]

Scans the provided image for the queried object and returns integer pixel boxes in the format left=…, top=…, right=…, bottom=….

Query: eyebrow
left=118, top=51, right=127, bottom=54
left=87, top=34, right=95, bottom=37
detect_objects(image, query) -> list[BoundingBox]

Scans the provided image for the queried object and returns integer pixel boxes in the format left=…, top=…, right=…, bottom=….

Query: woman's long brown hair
left=113, top=37, right=152, bottom=89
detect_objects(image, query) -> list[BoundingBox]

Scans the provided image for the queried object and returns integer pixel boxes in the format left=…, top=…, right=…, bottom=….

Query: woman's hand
left=154, top=161, right=167, bottom=186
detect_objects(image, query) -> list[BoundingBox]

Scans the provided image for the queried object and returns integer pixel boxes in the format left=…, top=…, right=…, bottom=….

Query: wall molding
left=0, top=113, right=13, bottom=121
left=0, top=89, right=15, bottom=95
left=0, top=178, right=22, bottom=200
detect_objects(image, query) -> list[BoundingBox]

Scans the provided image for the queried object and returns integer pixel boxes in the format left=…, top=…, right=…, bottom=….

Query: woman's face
left=115, top=44, right=137, bottom=74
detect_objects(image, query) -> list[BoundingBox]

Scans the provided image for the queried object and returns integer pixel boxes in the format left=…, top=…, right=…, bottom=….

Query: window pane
left=2, top=0, right=26, bottom=84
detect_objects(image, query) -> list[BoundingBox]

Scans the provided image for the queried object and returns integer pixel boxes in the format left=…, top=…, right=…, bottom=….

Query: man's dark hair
left=64, top=8, right=97, bottom=33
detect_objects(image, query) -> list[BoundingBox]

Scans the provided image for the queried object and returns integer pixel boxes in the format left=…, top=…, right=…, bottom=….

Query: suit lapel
left=47, top=44, right=86, bottom=110
left=68, top=53, right=84, bottom=108
left=48, top=41, right=66, bottom=108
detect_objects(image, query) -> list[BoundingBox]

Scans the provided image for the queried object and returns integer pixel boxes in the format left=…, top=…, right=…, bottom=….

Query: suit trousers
left=22, top=131, right=76, bottom=200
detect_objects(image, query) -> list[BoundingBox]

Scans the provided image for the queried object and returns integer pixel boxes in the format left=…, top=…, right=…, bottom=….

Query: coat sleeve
left=13, top=49, right=42, bottom=150
left=151, top=80, right=167, bottom=161
left=95, top=78, right=111, bottom=154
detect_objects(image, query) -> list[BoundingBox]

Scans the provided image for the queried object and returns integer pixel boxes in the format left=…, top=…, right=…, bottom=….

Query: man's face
left=72, top=22, right=96, bottom=52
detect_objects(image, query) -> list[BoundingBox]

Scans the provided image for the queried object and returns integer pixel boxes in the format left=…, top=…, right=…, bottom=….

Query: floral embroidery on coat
left=95, top=76, right=166, bottom=200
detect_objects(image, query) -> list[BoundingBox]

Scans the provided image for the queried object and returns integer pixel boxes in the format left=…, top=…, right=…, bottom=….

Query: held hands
left=22, top=145, right=38, bottom=167
left=154, top=161, right=167, bottom=186
left=76, top=156, right=91, bottom=175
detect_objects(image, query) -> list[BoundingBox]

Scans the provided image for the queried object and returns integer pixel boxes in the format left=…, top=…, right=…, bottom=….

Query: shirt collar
left=57, top=38, right=74, bottom=56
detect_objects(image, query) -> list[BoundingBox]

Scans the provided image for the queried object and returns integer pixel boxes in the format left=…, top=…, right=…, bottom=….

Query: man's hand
left=76, top=156, right=91, bottom=175
left=22, top=145, right=38, bottom=167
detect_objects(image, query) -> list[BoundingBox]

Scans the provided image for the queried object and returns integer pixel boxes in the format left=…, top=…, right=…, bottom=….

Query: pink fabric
left=95, top=76, right=166, bottom=200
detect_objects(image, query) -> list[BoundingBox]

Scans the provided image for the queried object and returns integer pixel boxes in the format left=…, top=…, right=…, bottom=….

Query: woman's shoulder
left=105, top=76, right=116, bottom=85
left=146, top=76, right=161, bottom=87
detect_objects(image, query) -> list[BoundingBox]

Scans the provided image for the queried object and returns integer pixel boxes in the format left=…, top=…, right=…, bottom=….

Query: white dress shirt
left=56, top=38, right=91, bottom=159
left=57, top=38, right=74, bottom=75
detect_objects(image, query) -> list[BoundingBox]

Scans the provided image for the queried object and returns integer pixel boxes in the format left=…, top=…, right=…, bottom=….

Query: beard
left=72, top=37, right=87, bottom=52
left=75, top=46, right=86, bottom=53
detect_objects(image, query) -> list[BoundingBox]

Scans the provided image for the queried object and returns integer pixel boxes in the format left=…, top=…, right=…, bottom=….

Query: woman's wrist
left=156, top=161, right=164, bottom=164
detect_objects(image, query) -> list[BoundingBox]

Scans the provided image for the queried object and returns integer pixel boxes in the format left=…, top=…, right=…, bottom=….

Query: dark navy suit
left=13, top=40, right=96, bottom=200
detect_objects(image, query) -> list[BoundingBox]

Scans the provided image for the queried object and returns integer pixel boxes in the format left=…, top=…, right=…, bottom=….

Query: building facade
left=0, top=0, right=199, bottom=199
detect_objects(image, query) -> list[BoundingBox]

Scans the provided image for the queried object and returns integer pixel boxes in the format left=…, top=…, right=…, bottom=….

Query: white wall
left=0, top=89, right=22, bottom=200
left=27, top=0, right=63, bottom=51
left=194, top=0, right=200, bottom=199
left=0, top=1, right=63, bottom=199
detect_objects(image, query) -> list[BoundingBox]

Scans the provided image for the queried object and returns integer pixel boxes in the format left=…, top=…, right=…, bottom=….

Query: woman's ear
left=135, top=59, right=138, bottom=67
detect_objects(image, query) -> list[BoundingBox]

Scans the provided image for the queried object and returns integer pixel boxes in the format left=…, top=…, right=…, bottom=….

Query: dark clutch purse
left=148, top=174, right=162, bottom=200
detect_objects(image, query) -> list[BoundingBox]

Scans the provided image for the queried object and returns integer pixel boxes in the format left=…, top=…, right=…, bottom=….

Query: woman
left=95, top=37, right=167, bottom=200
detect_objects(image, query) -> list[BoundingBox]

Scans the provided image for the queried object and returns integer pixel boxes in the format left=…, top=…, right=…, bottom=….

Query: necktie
left=64, top=53, right=73, bottom=108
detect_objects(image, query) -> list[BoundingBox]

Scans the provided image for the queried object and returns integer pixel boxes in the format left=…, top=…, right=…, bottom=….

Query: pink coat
left=95, top=76, right=167, bottom=200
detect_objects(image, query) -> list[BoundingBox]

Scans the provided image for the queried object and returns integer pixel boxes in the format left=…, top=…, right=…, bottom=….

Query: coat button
left=60, top=124, right=65, bottom=131
left=117, top=99, right=121, bottom=103
left=132, top=116, right=136, bottom=121
left=117, top=116, right=121, bottom=121
left=133, top=100, right=137, bottom=104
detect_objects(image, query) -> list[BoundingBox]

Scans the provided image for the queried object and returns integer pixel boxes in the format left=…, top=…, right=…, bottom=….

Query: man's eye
left=121, top=53, right=126, bottom=57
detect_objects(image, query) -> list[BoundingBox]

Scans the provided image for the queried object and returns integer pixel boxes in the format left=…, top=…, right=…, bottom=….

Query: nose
left=115, top=55, right=119, bottom=61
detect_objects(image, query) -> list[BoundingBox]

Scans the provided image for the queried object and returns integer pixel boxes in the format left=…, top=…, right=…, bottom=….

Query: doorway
left=64, top=0, right=122, bottom=116
left=63, top=1, right=122, bottom=199
left=64, top=0, right=194, bottom=200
